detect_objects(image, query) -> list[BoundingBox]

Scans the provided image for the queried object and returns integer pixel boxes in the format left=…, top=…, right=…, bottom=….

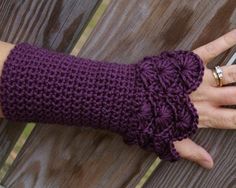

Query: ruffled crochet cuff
left=123, top=51, right=204, bottom=161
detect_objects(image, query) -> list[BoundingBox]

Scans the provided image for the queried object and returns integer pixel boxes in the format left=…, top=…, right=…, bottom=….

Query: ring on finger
left=215, top=66, right=223, bottom=87
left=212, top=69, right=219, bottom=86
left=212, top=66, right=224, bottom=87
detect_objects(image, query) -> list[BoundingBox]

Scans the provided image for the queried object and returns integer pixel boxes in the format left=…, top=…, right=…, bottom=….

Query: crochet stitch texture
left=0, top=43, right=204, bottom=162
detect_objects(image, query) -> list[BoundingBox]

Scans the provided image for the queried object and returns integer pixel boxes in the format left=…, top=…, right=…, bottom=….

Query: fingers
left=220, top=64, right=236, bottom=86
left=176, top=30, right=236, bottom=169
left=193, top=29, right=236, bottom=64
left=173, top=138, right=214, bottom=169
left=203, top=68, right=219, bottom=87
left=194, top=85, right=236, bottom=128
left=207, top=107, right=236, bottom=129
left=209, top=86, right=236, bottom=106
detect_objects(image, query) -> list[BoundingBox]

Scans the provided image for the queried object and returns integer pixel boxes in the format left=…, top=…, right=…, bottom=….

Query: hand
left=173, top=29, right=236, bottom=169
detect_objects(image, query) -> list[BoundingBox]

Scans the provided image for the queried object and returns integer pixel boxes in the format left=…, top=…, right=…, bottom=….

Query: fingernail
left=202, top=157, right=214, bottom=169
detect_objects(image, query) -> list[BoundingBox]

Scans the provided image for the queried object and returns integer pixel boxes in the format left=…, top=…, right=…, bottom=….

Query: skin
left=0, top=29, right=236, bottom=169
left=0, top=41, right=15, bottom=118
left=174, top=29, right=236, bottom=169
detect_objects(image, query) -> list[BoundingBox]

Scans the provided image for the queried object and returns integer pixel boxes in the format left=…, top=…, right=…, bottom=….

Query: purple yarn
left=0, top=43, right=204, bottom=162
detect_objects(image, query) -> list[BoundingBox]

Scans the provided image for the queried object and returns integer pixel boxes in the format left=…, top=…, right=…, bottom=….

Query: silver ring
left=214, top=66, right=223, bottom=87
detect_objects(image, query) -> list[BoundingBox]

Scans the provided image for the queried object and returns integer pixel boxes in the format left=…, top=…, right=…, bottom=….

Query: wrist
left=124, top=51, right=204, bottom=161
left=0, top=41, right=15, bottom=118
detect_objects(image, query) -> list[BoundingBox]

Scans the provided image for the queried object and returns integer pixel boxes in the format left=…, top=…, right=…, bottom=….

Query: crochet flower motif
left=124, top=50, right=204, bottom=162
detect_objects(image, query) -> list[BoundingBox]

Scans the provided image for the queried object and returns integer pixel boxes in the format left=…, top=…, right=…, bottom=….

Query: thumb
left=173, top=138, right=214, bottom=169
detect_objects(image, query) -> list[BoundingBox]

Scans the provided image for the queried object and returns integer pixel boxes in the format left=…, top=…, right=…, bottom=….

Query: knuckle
left=187, top=147, right=204, bottom=161
left=208, top=111, right=225, bottom=129
left=205, top=44, right=217, bottom=57
left=226, top=68, right=236, bottom=83
left=222, top=96, right=233, bottom=105
left=205, top=116, right=214, bottom=128
left=202, top=106, right=216, bottom=128
left=199, top=111, right=211, bottom=128
left=230, top=114, right=236, bottom=128
left=185, top=150, right=195, bottom=159
left=223, top=34, right=232, bottom=46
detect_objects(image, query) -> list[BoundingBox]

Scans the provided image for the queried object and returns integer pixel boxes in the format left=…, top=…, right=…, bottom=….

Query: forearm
left=0, top=41, right=15, bottom=118
left=0, top=42, right=204, bottom=162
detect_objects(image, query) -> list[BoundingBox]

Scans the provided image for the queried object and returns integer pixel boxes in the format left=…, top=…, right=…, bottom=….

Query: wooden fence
left=0, top=0, right=236, bottom=187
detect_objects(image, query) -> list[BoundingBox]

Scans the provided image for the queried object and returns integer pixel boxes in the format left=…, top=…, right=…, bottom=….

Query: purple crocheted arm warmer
left=0, top=42, right=204, bottom=162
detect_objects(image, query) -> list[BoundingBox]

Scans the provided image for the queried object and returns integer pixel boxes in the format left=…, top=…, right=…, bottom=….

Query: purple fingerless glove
left=0, top=42, right=204, bottom=162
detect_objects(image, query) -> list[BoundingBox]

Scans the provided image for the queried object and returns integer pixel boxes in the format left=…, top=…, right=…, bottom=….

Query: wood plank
left=0, top=0, right=102, bottom=52
left=0, top=120, right=25, bottom=168
left=4, top=125, right=154, bottom=188
left=2, top=0, right=236, bottom=187
left=0, top=0, right=102, bottom=170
